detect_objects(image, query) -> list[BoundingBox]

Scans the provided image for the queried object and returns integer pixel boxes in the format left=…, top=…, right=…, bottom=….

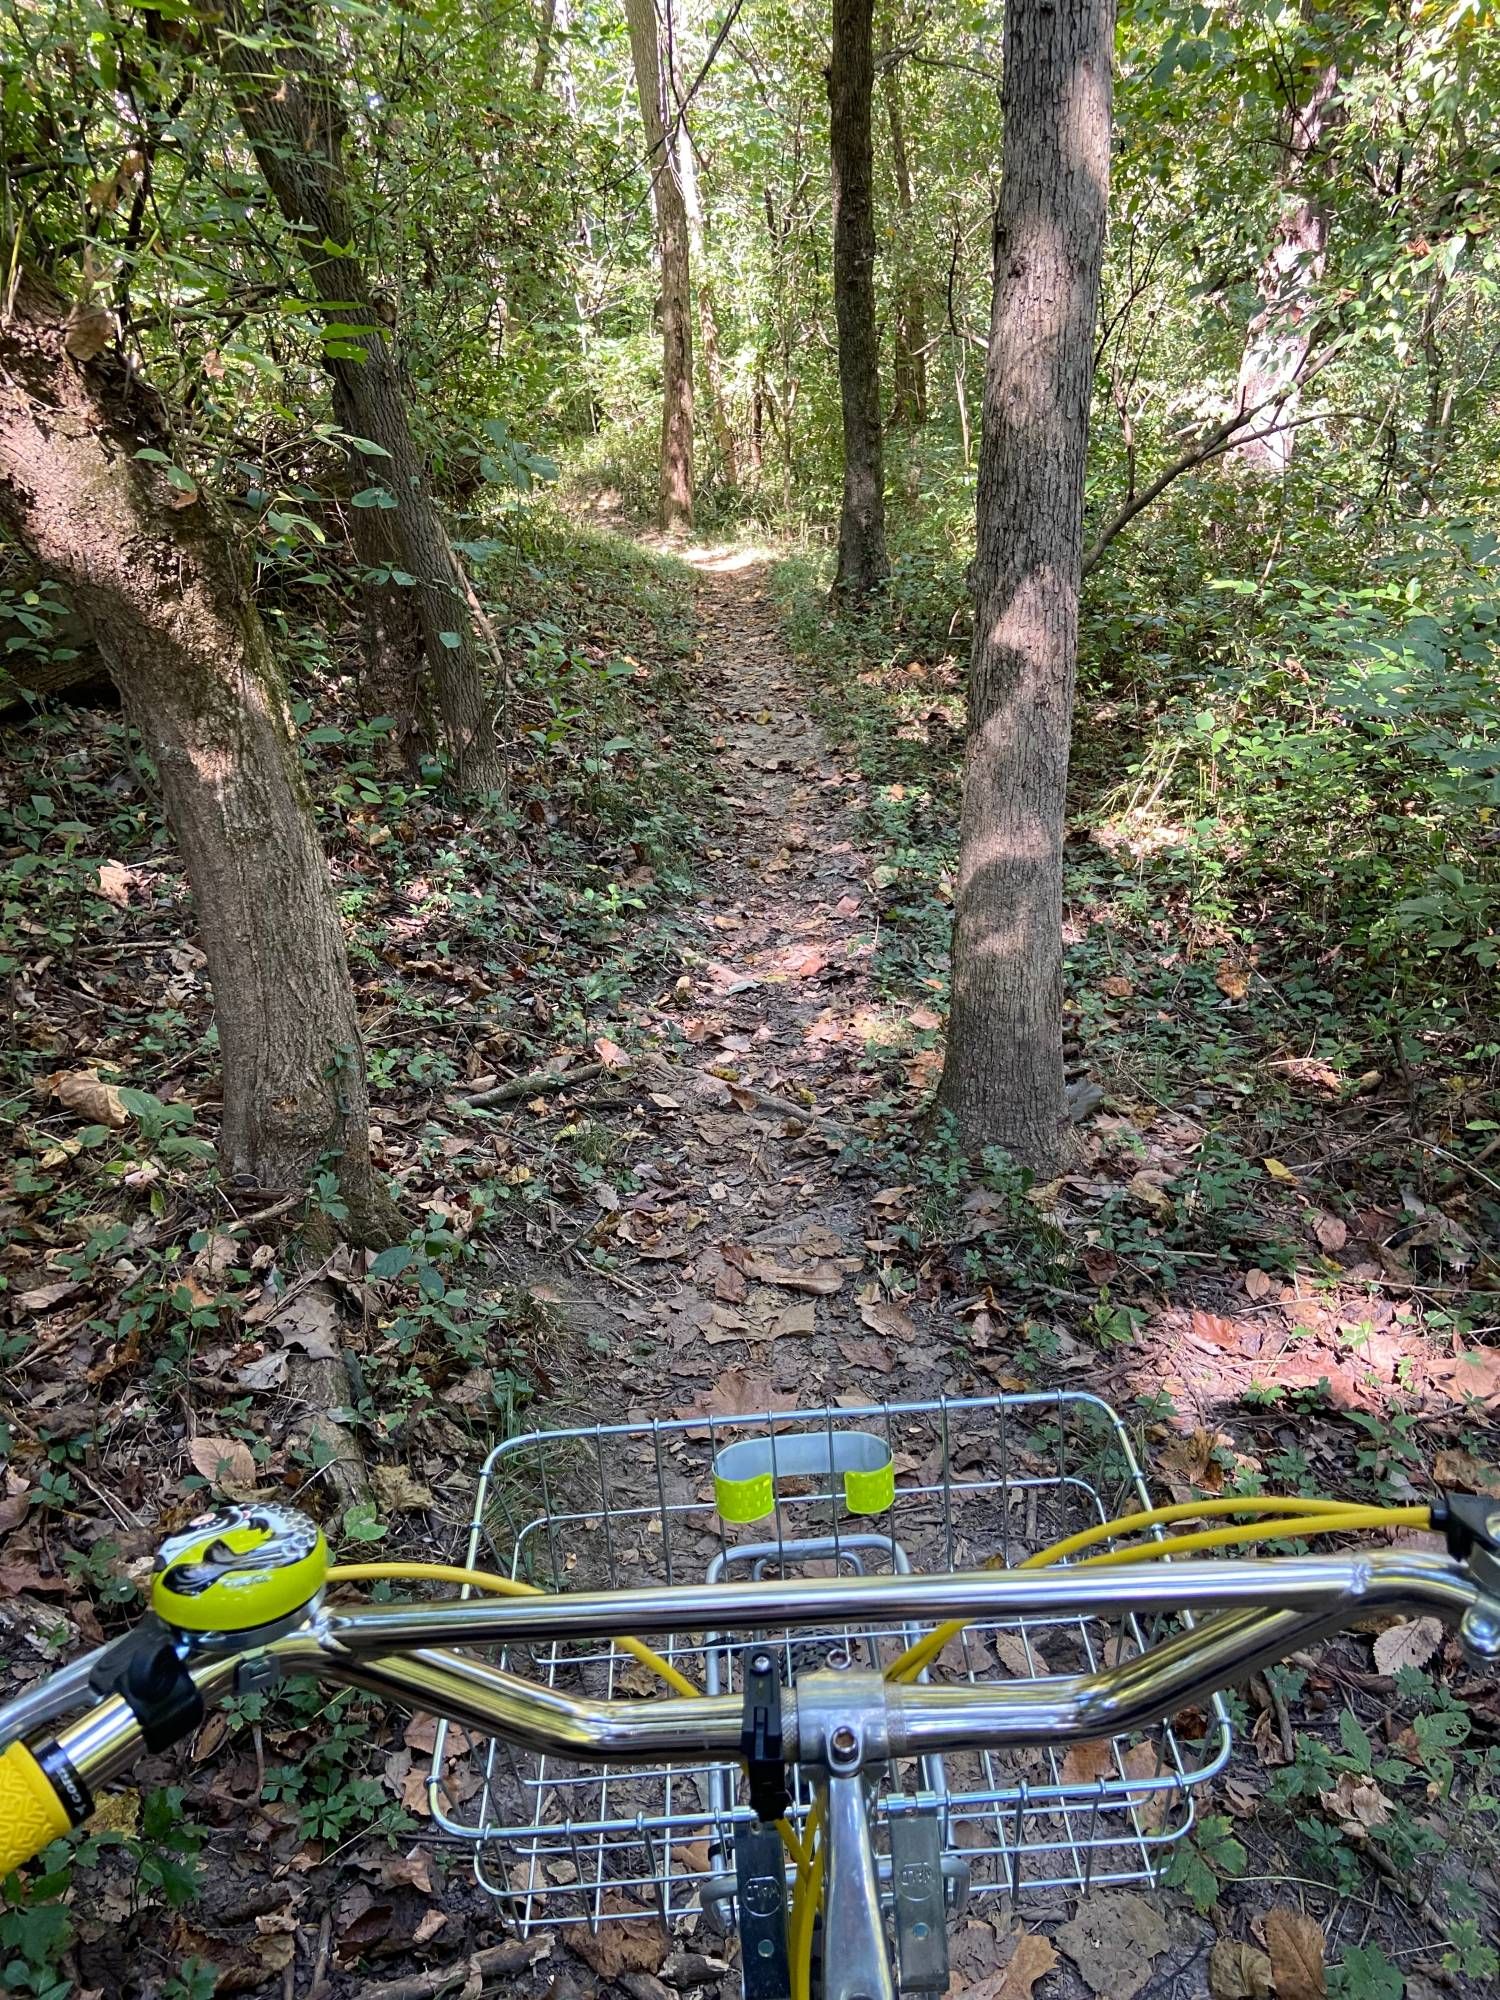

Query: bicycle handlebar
left=1, top=1544, right=1489, bottom=1880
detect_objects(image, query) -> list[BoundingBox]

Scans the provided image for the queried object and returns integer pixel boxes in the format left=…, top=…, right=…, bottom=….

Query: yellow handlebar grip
left=0, top=1743, right=74, bottom=1875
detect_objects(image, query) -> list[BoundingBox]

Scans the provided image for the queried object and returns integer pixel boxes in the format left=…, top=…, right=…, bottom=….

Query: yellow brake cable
left=330, top=1497, right=1433, bottom=2000
left=788, top=1494, right=1432, bottom=2000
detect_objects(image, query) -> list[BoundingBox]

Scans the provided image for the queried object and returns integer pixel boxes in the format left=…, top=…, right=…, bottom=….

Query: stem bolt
left=829, top=1723, right=859, bottom=1758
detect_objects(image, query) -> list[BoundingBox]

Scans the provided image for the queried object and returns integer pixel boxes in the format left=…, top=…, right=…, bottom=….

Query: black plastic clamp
left=740, top=1646, right=788, bottom=1826
left=88, top=1621, right=205, bottom=1754
left=1434, top=1491, right=1500, bottom=1563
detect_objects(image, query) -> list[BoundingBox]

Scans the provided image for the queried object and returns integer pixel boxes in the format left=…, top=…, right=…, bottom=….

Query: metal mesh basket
left=430, top=1391, right=1232, bottom=1930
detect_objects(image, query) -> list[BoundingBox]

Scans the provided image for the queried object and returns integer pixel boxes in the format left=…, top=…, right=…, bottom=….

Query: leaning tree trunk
left=1232, top=60, right=1339, bottom=474
left=882, top=68, right=928, bottom=428
left=936, top=0, right=1115, bottom=1169
left=0, top=275, right=397, bottom=1244
left=624, top=0, right=694, bottom=532
left=213, top=0, right=502, bottom=790
left=829, top=0, right=889, bottom=602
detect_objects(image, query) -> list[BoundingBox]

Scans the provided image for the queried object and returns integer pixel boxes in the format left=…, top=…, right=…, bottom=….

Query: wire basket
left=430, top=1391, right=1232, bottom=1931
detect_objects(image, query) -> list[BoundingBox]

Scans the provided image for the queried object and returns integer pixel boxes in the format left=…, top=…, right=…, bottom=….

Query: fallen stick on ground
left=360, top=1936, right=551, bottom=2000
left=726, top=1081, right=853, bottom=1143
left=464, top=1061, right=609, bottom=1107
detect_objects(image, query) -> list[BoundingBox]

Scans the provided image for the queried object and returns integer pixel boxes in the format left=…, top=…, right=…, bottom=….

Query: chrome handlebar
left=10, top=1548, right=1490, bottom=1797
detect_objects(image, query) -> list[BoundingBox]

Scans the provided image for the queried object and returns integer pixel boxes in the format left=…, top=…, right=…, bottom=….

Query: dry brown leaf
left=1054, top=1893, right=1169, bottom=2000
left=1265, top=1906, right=1326, bottom=2000
left=991, top=1630, right=1047, bottom=1677
left=1059, top=1738, right=1115, bottom=1786
left=1371, top=1615, right=1443, bottom=1677
left=744, top=1255, right=845, bottom=1295
left=1433, top=1447, right=1500, bottom=1497
left=96, top=859, right=133, bottom=907
left=1244, top=1267, right=1274, bottom=1301
left=189, top=1435, right=256, bottom=1490
left=1208, top=1938, right=1272, bottom=2000
left=50, top=1069, right=128, bottom=1128
left=1119, top=1739, right=1169, bottom=1832
left=959, top=1931, right=1059, bottom=2000
left=859, top=1297, right=916, bottom=1340
left=769, top=1298, right=817, bottom=1338
left=1125, top=1171, right=1172, bottom=1215
left=593, top=1035, right=630, bottom=1070
left=16, top=1280, right=84, bottom=1314
left=565, top=1896, right=669, bottom=1979
left=1319, top=1770, right=1391, bottom=1837
left=694, top=1367, right=777, bottom=1420
left=371, top=1465, right=434, bottom=1513
left=1313, top=1213, right=1348, bottom=1252
left=63, top=305, right=115, bottom=360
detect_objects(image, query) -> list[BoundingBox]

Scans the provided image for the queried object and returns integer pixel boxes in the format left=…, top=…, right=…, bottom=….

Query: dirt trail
left=520, top=546, right=1211, bottom=2000
left=565, top=542, right=959, bottom=1424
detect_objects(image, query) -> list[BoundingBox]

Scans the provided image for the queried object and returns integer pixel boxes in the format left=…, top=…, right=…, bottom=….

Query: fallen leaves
left=96, top=858, right=135, bottom=906
left=564, top=1897, right=669, bottom=1978
left=1054, top=1892, right=1169, bottom=2000
left=958, top=1930, right=1059, bottom=2000
left=1433, top=1446, right=1500, bottom=1497
left=1319, top=1769, right=1392, bottom=1837
left=858, top=1296, right=916, bottom=1340
left=1209, top=1937, right=1273, bottom=2000
left=1265, top=1905, right=1327, bottom=2000
left=1312, top=1212, right=1349, bottom=1252
left=189, top=1434, right=256, bottom=1490
left=1371, top=1616, right=1443, bottom=1677
left=49, top=1068, right=128, bottom=1128
left=743, top=1254, right=847, bottom=1294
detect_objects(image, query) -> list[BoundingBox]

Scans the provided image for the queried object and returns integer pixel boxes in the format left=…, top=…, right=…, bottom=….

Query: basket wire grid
left=430, top=1391, right=1232, bottom=1932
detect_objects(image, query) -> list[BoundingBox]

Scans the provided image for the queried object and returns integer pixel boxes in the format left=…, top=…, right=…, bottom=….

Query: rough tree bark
left=677, top=125, right=738, bottom=486
left=1232, top=60, right=1339, bottom=474
left=624, top=0, right=694, bottom=532
left=936, top=0, right=1115, bottom=1169
left=828, top=0, right=889, bottom=601
left=0, top=275, right=397, bottom=1242
left=213, top=0, right=503, bottom=789
left=882, top=67, right=928, bottom=428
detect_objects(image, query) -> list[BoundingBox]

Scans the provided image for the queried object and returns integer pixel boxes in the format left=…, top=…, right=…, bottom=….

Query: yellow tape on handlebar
left=712, top=1430, right=895, bottom=1524
left=0, top=1743, right=73, bottom=1875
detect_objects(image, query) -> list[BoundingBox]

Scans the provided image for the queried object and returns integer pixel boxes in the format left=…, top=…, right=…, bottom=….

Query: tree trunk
left=936, top=0, right=1115, bottom=1169
left=212, top=0, right=503, bottom=791
left=677, top=126, right=738, bottom=486
left=1232, top=61, right=1339, bottom=474
left=0, top=275, right=397, bottom=1244
left=828, top=0, right=889, bottom=601
left=882, top=68, right=928, bottom=428
left=624, top=0, right=694, bottom=532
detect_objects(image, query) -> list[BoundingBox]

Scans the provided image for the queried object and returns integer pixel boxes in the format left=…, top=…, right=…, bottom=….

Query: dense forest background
left=2, top=0, right=1500, bottom=1992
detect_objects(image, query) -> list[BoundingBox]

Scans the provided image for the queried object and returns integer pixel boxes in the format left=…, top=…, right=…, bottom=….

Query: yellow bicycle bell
left=151, top=1503, right=328, bottom=1634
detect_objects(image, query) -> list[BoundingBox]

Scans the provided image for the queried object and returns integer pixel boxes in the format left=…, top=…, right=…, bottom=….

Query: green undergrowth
left=0, top=507, right=707, bottom=1479
left=772, top=479, right=1500, bottom=1272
